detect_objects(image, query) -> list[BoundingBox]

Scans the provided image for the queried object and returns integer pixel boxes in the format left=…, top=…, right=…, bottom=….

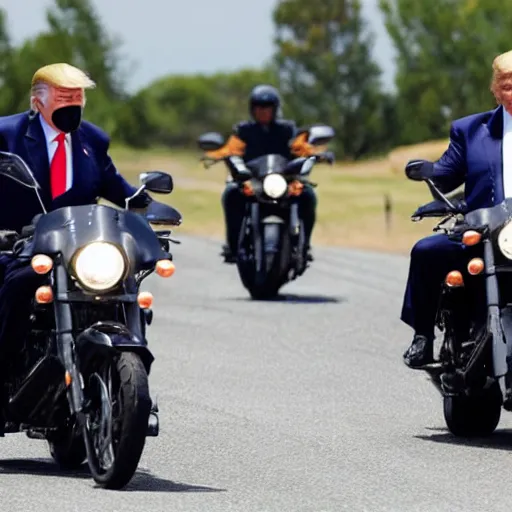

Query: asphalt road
left=1, top=234, right=512, bottom=512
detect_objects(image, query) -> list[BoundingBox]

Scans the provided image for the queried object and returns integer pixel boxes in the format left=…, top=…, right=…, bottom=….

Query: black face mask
left=51, top=105, right=82, bottom=133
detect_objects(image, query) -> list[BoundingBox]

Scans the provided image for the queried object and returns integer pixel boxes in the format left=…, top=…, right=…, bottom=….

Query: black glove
left=0, top=230, right=19, bottom=251
left=128, top=190, right=153, bottom=212
left=319, top=151, right=335, bottom=164
left=200, top=156, right=218, bottom=169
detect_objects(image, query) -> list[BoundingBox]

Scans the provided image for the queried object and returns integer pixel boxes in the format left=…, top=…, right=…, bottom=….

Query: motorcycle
left=0, top=151, right=182, bottom=488
left=405, top=158, right=512, bottom=437
left=196, top=125, right=335, bottom=299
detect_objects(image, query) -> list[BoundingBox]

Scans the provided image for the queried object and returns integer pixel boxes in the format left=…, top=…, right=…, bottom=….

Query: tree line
left=0, top=0, right=510, bottom=160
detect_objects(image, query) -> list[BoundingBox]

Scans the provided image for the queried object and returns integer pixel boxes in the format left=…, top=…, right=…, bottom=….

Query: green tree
left=380, top=0, right=512, bottom=144
left=273, top=0, right=395, bottom=159
left=0, top=8, right=17, bottom=115
left=45, top=0, right=128, bottom=132
left=117, top=67, right=278, bottom=148
left=46, top=0, right=126, bottom=98
left=0, top=0, right=127, bottom=133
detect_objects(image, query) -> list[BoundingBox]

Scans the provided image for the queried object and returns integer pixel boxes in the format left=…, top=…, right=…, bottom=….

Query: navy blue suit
left=0, top=111, right=147, bottom=233
left=402, top=105, right=506, bottom=336
left=0, top=112, right=150, bottom=380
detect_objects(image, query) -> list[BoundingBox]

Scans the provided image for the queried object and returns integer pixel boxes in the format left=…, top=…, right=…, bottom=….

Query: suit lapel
left=484, top=105, right=505, bottom=204
left=23, top=114, right=52, bottom=209
left=71, top=129, right=89, bottom=179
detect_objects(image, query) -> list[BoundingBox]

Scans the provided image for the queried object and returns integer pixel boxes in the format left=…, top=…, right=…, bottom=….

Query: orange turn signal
left=31, top=254, right=53, bottom=274
left=288, top=180, right=304, bottom=196
left=468, top=258, right=484, bottom=275
left=137, top=291, right=154, bottom=309
left=242, top=181, right=254, bottom=196
left=155, top=259, right=175, bottom=278
left=65, top=371, right=72, bottom=387
left=35, top=285, right=53, bottom=303
left=462, top=230, right=482, bottom=246
left=445, top=270, right=464, bottom=287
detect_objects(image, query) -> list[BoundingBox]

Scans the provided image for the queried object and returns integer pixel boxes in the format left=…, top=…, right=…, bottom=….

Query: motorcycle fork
left=52, top=263, right=85, bottom=421
left=482, top=239, right=508, bottom=392
left=250, top=202, right=262, bottom=273
left=437, top=284, right=468, bottom=368
left=289, top=202, right=305, bottom=275
left=289, top=202, right=300, bottom=238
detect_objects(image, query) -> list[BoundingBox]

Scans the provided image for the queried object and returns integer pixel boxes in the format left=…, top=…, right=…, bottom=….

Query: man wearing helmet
left=205, top=84, right=331, bottom=263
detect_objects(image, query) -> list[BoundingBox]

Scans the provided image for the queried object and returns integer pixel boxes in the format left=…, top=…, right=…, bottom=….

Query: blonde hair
left=29, top=62, right=95, bottom=112
left=491, top=50, right=512, bottom=98
left=31, top=63, right=96, bottom=88
left=29, top=82, right=88, bottom=112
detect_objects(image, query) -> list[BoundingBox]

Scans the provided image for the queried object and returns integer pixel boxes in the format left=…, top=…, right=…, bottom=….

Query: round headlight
left=498, top=221, right=512, bottom=260
left=263, top=174, right=287, bottom=199
left=73, top=242, right=126, bottom=291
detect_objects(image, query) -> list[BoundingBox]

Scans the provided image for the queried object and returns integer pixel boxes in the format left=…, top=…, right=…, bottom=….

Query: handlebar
left=200, top=151, right=334, bottom=169
left=200, top=156, right=219, bottom=169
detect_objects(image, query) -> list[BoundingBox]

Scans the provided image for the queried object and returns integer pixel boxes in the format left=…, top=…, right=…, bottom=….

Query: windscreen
left=245, top=154, right=289, bottom=178
left=29, top=204, right=166, bottom=271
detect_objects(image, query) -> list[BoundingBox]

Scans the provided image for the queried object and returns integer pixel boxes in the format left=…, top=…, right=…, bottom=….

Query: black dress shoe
left=503, top=388, right=512, bottom=412
left=221, top=244, right=236, bottom=264
left=403, top=334, right=434, bottom=368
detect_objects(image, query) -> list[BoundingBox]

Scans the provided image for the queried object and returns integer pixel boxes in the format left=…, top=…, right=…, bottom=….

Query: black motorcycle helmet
left=249, top=84, right=281, bottom=120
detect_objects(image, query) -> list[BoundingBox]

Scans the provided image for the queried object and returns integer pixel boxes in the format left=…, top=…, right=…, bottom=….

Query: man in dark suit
left=0, top=63, right=151, bottom=417
left=402, top=50, right=512, bottom=370
left=0, top=63, right=150, bottom=232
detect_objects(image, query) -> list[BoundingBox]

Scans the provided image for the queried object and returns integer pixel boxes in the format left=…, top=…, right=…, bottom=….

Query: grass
left=109, top=139, right=452, bottom=255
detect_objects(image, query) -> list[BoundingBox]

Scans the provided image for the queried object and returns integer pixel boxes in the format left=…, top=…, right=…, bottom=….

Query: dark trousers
left=401, top=233, right=482, bottom=338
left=0, top=256, right=44, bottom=367
left=221, top=182, right=317, bottom=254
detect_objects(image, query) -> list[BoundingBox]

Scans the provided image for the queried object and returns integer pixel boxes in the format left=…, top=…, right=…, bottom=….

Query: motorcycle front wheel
left=83, top=351, right=151, bottom=489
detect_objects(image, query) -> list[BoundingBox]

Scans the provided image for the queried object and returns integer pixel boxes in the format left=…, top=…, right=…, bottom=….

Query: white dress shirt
left=39, top=114, right=73, bottom=191
left=502, top=108, right=512, bottom=198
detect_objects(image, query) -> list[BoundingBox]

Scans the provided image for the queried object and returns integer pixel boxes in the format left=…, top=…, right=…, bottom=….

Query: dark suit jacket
left=0, top=111, right=147, bottom=232
left=432, top=104, right=510, bottom=211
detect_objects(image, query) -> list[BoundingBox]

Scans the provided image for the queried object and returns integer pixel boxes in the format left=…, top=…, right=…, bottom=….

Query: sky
left=1, top=0, right=396, bottom=93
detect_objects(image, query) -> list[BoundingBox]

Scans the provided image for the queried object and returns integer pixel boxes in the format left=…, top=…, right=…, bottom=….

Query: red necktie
left=50, top=132, right=67, bottom=199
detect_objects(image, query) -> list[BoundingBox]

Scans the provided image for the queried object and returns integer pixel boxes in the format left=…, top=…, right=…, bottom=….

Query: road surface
left=1, top=235, right=511, bottom=511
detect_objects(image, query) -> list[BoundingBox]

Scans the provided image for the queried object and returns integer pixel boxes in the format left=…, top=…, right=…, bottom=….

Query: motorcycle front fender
left=75, top=321, right=154, bottom=374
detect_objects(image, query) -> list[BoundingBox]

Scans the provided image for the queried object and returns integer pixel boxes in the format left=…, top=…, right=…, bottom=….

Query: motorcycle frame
left=429, top=222, right=510, bottom=397
left=237, top=188, right=305, bottom=278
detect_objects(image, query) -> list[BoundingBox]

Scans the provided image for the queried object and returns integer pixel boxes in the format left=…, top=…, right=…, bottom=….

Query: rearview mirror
left=0, top=151, right=40, bottom=189
left=197, top=132, right=225, bottom=151
left=139, top=171, right=173, bottom=194
left=405, top=159, right=435, bottom=181
left=308, top=125, right=335, bottom=146
left=145, top=201, right=182, bottom=226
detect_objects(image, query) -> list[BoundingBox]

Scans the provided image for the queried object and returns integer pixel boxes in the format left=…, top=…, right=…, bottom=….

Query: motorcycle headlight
left=498, top=221, right=512, bottom=260
left=73, top=242, right=126, bottom=291
left=262, top=174, right=287, bottom=199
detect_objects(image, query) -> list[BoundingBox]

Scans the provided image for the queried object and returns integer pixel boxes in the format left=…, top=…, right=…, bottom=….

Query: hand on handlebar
left=316, top=151, right=335, bottom=164
left=199, top=156, right=219, bottom=169
left=0, top=230, right=19, bottom=251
